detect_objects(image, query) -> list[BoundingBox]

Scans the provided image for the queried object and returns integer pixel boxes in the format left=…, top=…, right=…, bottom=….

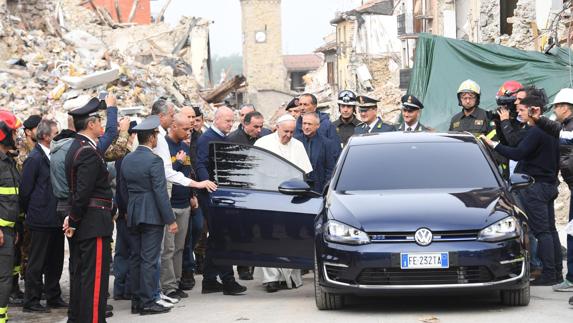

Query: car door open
left=207, top=142, right=322, bottom=270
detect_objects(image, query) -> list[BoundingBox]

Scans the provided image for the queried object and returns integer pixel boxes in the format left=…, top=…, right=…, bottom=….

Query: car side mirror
left=278, top=179, right=311, bottom=196
left=508, top=173, right=534, bottom=191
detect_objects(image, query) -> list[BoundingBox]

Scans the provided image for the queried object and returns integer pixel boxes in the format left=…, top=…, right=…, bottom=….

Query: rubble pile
left=0, top=0, right=215, bottom=122
left=366, top=56, right=402, bottom=124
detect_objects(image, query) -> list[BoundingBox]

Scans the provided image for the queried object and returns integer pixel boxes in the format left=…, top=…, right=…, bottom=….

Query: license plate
left=400, top=252, right=449, bottom=269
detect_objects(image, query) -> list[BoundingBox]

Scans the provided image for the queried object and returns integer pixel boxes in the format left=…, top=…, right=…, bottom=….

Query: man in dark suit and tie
left=354, top=95, right=396, bottom=134
left=397, top=95, right=430, bottom=132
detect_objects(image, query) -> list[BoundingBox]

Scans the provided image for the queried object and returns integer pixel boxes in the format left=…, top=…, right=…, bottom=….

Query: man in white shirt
left=254, top=114, right=312, bottom=292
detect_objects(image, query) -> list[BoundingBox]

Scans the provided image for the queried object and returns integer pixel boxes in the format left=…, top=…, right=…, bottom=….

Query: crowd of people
left=0, top=80, right=572, bottom=322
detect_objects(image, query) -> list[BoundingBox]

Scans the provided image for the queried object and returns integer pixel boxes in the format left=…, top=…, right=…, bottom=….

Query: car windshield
left=335, top=142, right=499, bottom=191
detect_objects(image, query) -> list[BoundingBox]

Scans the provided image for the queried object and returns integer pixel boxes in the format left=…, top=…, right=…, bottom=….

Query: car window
left=335, top=142, right=499, bottom=191
left=210, top=142, right=305, bottom=191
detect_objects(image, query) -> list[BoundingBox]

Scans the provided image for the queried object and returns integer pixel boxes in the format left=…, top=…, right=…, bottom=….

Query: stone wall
left=6, top=0, right=55, bottom=32
left=479, top=0, right=537, bottom=50
left=241, top=0, right=287, bottom=94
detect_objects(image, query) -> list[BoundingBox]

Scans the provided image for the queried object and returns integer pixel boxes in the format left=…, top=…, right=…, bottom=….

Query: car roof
left=348, top=132, right=479, bottom=146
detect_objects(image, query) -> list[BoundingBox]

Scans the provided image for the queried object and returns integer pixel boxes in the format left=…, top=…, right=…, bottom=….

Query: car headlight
left=324, top=220, right=370, bottom=245
left=478, top=216, right=521, bottom=242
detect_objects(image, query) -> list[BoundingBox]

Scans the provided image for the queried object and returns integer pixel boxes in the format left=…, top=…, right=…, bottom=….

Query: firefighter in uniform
left=332, top=90, right=361, bottom=147
left=397, top=95, right=430, bottom=132
left=448, top=79, right=494, bottom=136
left=64, top=103, right=114, bottom=323
left=0, top=111, right=23, bottom=323
left=354, top=95, right=396, bottom=134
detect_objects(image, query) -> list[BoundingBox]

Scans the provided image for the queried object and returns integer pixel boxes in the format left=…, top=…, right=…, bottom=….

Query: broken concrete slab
left=60, top=68, right=119, bottom=89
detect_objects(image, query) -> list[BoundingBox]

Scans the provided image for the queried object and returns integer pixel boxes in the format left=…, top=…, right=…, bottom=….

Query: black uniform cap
left=401, top=95, right=424, bottom=110
left=132, top=115, right=160, bottom=132
left=68, top=97, right=104, bottom=117
left=356, top=95, right=379, bottom=108
left=23, top=115, right=42, bottom=130
left=285, top=97, right=300, bottom=111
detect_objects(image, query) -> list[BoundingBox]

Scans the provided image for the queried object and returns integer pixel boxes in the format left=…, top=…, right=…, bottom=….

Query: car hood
left=327, top=187, right=513, bottom=232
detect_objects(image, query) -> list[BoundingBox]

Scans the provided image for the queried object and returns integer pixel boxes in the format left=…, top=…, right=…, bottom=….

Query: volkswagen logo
left=414, top=228, right=433, bottom=246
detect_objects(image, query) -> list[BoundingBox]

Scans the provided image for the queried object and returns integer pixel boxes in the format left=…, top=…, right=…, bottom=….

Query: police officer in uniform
left=397, top=95, right=430, bottom=132
left=64, top=102, right=114, bottom=323
left=448, top=79, right=494, bottom=136
left=354, top=95, right=396, bottom=134
left=332, top=90, right=361, bottom=146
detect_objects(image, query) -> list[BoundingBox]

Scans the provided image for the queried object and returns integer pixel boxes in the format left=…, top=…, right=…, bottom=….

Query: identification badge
left=475, top=120, right=484, bottom=126
left=452, top=121, right=460, bottom=129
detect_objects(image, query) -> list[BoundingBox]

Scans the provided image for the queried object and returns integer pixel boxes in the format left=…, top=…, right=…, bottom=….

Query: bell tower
left=240, top=0, right=288, bottom=95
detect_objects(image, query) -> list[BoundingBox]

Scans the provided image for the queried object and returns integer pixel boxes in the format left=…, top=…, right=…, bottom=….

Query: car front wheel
left=314, top=257, right=344, bottom=310
left=500, top=283, right=530, bottom=306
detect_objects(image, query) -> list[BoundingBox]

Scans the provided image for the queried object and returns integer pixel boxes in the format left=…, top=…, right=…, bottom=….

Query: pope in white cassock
left=253, top=114, right=313, bottom=292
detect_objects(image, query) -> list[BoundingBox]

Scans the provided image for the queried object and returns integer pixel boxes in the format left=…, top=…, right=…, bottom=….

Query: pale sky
left=151, top=0, right=364, bottom=56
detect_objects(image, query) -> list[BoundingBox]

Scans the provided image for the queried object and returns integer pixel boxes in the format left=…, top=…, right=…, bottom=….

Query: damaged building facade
left=312, top=0, right=568, bottom=122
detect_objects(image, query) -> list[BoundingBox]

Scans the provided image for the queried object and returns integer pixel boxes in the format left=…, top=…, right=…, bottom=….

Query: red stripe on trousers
left=93, top=237, right=103, bottom=323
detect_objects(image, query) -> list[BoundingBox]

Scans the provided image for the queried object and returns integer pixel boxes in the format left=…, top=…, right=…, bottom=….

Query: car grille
left=356, top=266, right=493, bottom=285
left=368, top=231, right=478, bottom=243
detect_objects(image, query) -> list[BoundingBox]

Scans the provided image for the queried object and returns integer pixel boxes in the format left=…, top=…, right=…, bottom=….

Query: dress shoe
left=23, top=303, right=51, bottom=313
left=530, top=268, right=542, bottom=280
left=180, top=273, right=195, bottom=290
left=223, top=281, right=247, bottom=295
left=113, top=294, right=131, bottom=301
left=265, top=281, right=280, bottom=293
left=47, top=298, right=69, bottom=308
left=167, top=289, right=188, bottom=299
left=202, top=280, right=224, bottom=294
left=531, top=276, right=559, bottom=286
left=131, top=302, right=141, bottom=314
left=106, top=304, right=114, bottom=311
left=159, top=292, right=179, bottom=304
left=105, top=311, right=113, bottom=318
left=140, top=303, right=171, bottom=315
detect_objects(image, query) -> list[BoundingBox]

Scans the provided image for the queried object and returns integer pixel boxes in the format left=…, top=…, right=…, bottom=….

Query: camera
left=487, top=94, right=518, bottom=121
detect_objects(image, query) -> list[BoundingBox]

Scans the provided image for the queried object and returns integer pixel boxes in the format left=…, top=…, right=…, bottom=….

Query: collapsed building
left=0, top=0, right=239, bottom=125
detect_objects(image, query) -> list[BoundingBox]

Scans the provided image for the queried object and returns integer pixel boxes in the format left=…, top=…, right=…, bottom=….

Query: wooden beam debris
left=200, top=75, right=246, bottom=103
left=128, top=0, right=139, bottom=23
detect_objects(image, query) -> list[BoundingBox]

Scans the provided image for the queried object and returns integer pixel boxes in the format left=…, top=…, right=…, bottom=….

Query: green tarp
left=408, top=33, right=573, bottom=131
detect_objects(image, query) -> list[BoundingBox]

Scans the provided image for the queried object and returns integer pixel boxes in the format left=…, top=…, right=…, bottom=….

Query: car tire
left=500, top=283, right=530, bottom=306
left=314, top=257, right=344, bottom=310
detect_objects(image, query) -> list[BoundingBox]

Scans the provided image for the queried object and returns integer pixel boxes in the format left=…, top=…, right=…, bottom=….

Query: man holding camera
left=481, top=86, right=563, bottom=286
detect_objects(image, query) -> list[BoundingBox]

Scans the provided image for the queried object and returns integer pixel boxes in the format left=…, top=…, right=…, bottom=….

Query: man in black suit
left=20, top=119, right=67, bottom=313
left=64, top=103, right=114, bottom=323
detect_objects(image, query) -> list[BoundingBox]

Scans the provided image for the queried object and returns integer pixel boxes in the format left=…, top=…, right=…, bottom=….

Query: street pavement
left=104, top=270, right=572, bottom=323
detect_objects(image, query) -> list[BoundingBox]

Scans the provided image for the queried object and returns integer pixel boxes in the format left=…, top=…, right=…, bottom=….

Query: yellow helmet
left=457, top=79, right=481, bottom=106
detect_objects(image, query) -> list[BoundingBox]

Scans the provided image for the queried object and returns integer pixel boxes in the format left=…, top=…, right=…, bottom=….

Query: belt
left=87, top=198, right=113, bottom=211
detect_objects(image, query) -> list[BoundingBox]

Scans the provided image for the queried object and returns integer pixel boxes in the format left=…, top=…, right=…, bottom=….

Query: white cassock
left=253, top=132, right=312, bottom=288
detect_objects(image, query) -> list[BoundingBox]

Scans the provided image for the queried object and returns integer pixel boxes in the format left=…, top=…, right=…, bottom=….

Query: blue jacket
left=121, top=146, right=175, bottom=227
left=294, top=133, right=340, bottom=192
left=195, top=127, right=226, bottom=181
left=166, top=136, right=192, bottom=208
left=295, top=112, right=341, bottom=147
left=19, top=144, right=60, bottom=229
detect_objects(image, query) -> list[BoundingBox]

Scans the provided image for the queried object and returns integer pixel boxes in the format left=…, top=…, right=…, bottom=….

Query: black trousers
left=24, top=229, right=64, bottom=307
left=198, top=191, right=234, bottom=284
left=68, top=236, right=111, bottom=323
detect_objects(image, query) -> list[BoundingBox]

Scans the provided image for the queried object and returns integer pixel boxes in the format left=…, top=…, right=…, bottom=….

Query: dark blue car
left=207, top=132, right=532, bottom=310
